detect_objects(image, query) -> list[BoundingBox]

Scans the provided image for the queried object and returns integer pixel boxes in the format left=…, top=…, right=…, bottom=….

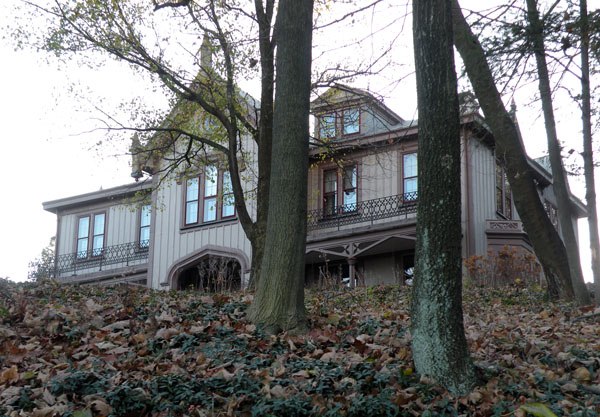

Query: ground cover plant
left=0, top=278, right=598, bottom=416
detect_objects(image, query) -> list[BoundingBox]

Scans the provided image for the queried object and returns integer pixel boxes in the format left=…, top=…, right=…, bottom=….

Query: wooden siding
left=56, top=202, right=143, bottom=256
left=466, top=136, right=497, bottom=255
left=149, top=179, right=252, bottom=289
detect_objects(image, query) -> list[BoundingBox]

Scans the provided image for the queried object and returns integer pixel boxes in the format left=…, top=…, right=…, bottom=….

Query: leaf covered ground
left=0, top=279, right=599, bottom=417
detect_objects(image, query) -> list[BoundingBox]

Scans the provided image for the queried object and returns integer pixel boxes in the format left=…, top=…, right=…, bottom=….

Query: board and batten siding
left=56, top=203, right=143, bottom=257
left=149, top=179, right=252, bottom=289
left=467, top=136, right=497, bottom=255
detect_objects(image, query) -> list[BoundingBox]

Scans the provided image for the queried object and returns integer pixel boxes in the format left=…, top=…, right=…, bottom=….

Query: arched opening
left=177, top=255, right=242, bottom=292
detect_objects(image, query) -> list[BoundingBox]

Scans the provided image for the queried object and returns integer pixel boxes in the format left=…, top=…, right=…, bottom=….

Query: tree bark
left=248, top=0, right=313, bottom=333
left=525, top=0, right=590, bottom=305
left=579, top=0, right=600, bottom=304
left=451, top=0, right=575, bottom=301
left=245, top=0, right=275, bottom=290
left=411, top=0, right=476, bottom=396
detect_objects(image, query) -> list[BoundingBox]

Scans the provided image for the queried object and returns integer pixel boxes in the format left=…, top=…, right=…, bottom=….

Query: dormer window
left=319, top=113, right=336, bottom=139
left=342, top=108, right=360, bottom=135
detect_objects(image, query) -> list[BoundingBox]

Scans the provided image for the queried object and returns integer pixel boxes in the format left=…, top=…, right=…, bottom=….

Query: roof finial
left=200, top=33, right=212, bottom=69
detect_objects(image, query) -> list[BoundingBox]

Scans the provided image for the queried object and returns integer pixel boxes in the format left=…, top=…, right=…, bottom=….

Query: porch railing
left=307, top=192, right=418, bottom=231
left=53, top=241, right=149, bottom=277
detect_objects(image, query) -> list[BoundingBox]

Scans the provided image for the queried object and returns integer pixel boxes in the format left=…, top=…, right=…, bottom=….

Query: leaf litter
left=0, top=278, right=598, bottom=416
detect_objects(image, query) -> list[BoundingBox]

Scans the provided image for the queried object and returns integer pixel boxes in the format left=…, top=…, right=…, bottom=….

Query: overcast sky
left=0, top=0, right=596, bottom=282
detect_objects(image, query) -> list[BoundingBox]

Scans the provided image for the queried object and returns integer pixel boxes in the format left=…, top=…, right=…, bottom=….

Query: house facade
left=42, top=86, right=587, bottom=289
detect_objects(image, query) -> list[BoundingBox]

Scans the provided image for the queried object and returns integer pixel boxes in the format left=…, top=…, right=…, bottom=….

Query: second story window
left=342, top=108, right=360, bottom=135
left=496, top=162, right=512, bottom=219
left=76, top=213, right=105, bottom=259
left=403, top=153, right=418, bottom=201
left=184, top=166, right=236, bottom=227
left=323, top=165, right=358, bottom=216
left=319, top=113, right=336, bottom=139
left=139, top=204, right=151, bottom=249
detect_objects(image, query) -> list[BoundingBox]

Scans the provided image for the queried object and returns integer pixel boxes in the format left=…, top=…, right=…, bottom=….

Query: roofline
left=43, top=181, right=153, bottom=214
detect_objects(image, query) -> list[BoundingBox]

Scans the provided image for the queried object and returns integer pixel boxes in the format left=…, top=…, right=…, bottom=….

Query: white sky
left=0, top=0, right=597, bottom=283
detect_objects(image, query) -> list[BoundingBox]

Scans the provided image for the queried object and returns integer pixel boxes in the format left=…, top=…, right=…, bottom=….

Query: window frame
left=318, top=112, right=337, bottom=139
left=495, top=161, right=513, bottom=219
left=321, top=163, right=359, bottom=216
left=341, top=108, right=360, bottom=136
left=75, top=211, right=106, bottom=260
left=402, top=152, right=418, bottom=202
left=138, top=204, right=151, bottom=250
left=183, top=166, right=237, bottom=228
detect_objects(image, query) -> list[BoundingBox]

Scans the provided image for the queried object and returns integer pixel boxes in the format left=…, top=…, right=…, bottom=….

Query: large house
left=42, top=84, right=587, bottom=290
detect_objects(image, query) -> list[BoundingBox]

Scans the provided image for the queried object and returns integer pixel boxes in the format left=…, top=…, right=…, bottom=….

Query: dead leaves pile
left=0, top=278, right=598, bottom=416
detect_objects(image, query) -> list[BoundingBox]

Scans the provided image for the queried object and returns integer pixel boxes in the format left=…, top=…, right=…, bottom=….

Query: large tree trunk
left=248, top=0, right=313, bottom=333
left=410, top=0, right=476, bottom=396
left=451, top=0, right=575, bottom=301
left=525, top=0, right=590, bottom=305
left=579, top=0, right=600, bottom=304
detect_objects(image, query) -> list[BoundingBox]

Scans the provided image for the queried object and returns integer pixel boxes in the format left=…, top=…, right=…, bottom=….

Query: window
left=139, top=204, right=151, bottom=249
left=323, top=169, right=338, bottom=216
left=403, top=153, right=418, bottom=201
left=544, top=201, right=558, bottom=229
left=76, top=213, right=105, bottom=259
left=184, top=166, right=236, bottom=226
left=342, top=166, right=357, bottom=210
left=342, top=108, right=360, bottom=135
left=203, top=165, right=218, bottom=222
left=495, top=162, right=512, bottom=219
left=323, top=165, right=358, bottom=216
left=319, top=113, right=336, bottom=139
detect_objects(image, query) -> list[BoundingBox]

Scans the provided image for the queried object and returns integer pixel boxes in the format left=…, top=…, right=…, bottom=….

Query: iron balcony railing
left=307, top=192, right=418, bottom=231
left=53, top=241, right=149, bottom=277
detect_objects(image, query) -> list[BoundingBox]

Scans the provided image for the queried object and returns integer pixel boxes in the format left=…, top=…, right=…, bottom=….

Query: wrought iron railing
left=53, top=241, right=149, bottom=277
left=307, top=192, right=418, bottom=231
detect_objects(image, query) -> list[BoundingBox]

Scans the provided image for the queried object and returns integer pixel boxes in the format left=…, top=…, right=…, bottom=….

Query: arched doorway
left=177, top=255, right=241, bottom=292
left=168, top=245, right=250, bottom=292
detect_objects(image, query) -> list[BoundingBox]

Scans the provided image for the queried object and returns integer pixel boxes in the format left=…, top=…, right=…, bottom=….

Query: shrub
left=464, top=245, right=542, bottom=288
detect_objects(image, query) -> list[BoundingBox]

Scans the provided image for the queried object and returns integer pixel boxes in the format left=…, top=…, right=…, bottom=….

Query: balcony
left=307, top=193, right=417, bottom=232
left=53, top=241, right=149, bottom=278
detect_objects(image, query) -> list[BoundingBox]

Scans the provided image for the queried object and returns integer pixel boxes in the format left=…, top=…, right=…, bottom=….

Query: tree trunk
left=245, top=0, right=275, bottom=291
left=248, top=0, right=313, bottom=333
left=451, top=0, right=575, bottom=301
left=411, top=0, right=476, bottom=396
left=525, top=0, right=590, bottom=305
left=247, top=226, right=265, bottom=290
left=579, top=0, right=600, bottom=304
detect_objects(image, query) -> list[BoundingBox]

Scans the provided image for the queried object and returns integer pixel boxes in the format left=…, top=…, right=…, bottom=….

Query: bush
left=464, top=245, right=542, bottom=288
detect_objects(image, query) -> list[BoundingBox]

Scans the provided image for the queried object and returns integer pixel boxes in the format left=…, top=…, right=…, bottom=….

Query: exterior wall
left=466, top=135, right=497, bottom=255
left=149, top=178, right=252, bottom=289
left=149, top=135, right=258, bottom=289
left=361, top=253, right=400, bottom=285
left=56, top=202, right=142, bottom=255
left=52, top=197, right=148, bottom=280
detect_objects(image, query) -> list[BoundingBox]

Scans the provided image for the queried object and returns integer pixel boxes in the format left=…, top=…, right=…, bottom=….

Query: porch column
left=348, top=257, right=357, bottom=288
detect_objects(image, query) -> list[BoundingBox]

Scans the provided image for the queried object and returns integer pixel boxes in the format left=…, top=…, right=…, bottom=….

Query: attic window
left=342, top=108, right=360, bottom=135
left=319, top=113, right=336, bottom=139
